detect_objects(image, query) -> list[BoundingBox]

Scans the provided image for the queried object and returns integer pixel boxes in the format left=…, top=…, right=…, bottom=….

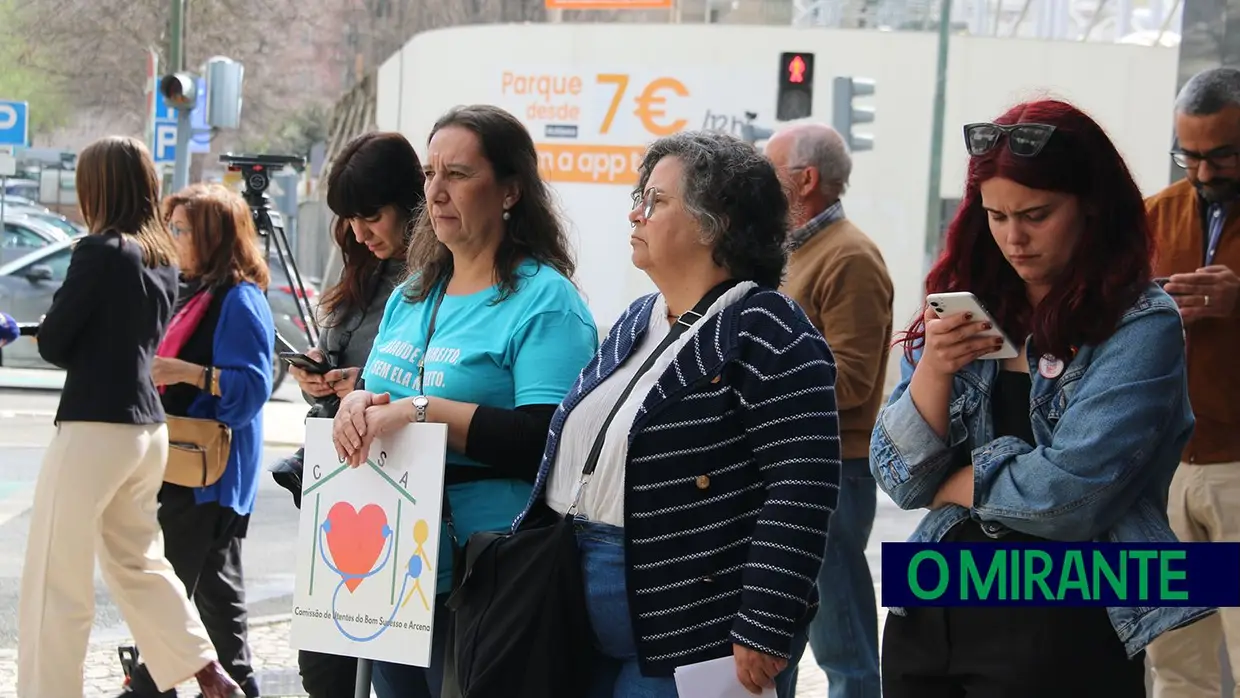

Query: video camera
left=220, top=152, right=318, bottom=352
left=220, top=153, right=306, bottom=211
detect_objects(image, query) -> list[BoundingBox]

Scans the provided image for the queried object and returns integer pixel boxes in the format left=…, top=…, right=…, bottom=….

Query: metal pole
left=168, top=0, right=191, bottom=192
left=169, top=0, right=184, bottom=72
left=172, top=108, right=192, bottom=192
left=922, top=0, right=953, bottom=274
left=1, top=177, right=7, bottom=226
left=145, top=48, right=160, bottom=155
left=355, top=658, right=372, bottom=698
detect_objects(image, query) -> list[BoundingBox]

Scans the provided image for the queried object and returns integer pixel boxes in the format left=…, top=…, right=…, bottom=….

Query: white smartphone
left=925, top=292, right=1020, bottom=360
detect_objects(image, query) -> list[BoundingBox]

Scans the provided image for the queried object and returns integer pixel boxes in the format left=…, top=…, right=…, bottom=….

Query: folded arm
left=392, top=309, right=597, bottom=469
left=971, top=306, right=1191, bottom=541
left=869, top=350, right=960, bottom=510
left=464, top=310, right=595, bottom=477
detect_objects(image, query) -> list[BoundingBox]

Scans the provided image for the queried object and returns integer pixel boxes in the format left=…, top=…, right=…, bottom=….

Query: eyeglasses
left=1171, top=147, right=1240, bottom=171
left=963, top=122, right=1057, bottom=158
left=631, top=187, right=667, bottom=220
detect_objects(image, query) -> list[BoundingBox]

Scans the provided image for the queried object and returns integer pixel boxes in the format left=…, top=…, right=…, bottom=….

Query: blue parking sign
left=0, top=101, right=29, bottom=147
left=153, top=79, right=209, bottom=164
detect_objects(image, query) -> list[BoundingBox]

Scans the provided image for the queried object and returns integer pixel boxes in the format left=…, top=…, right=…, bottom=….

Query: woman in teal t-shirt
left=331, top=105, right=598, bottom=698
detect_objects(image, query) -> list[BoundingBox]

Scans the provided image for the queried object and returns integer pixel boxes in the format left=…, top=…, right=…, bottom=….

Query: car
left=1, top=213, right=70, bottom=266
left=0, top=194, right=42, bottom=209
left=1, top=179, right=40, bottom=201
left=3, top=201, right=84, bottom=237
left=23, top=210, right=85, bottom=238
left=0, top=235, right=316, bottom=394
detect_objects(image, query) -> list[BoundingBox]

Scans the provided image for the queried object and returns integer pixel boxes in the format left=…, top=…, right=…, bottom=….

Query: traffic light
left=776, top=52, right=815, bottom=121
left=158, top=72, right=197, bottom=110
left=832, top=76, right=876, bottom=152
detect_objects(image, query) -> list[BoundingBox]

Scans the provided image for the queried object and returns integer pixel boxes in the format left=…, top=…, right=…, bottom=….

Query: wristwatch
left=411, top=395, right=430, bottom=423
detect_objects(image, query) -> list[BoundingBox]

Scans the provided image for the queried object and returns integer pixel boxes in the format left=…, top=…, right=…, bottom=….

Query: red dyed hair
left=898, top=99, right=1153, bottom=361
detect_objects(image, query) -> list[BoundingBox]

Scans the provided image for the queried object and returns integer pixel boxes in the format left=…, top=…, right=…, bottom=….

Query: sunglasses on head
left=963, top=122, right=1057, bottom=158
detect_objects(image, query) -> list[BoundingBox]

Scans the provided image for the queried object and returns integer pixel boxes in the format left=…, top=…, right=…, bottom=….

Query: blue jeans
left=781, top=458, right=880, bottom=698
left=370, top=593, right=450, bottom=698
left=578, top=520, right=805, bottom=698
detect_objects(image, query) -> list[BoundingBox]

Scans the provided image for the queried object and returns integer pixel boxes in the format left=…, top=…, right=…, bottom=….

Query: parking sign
left=0, top=101, right=29, bottom=147
left=152, top=80, right=209, bottom=164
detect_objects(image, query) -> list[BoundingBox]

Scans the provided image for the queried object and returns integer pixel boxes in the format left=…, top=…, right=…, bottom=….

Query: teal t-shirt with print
left=362, top=258, right=598, bottom=592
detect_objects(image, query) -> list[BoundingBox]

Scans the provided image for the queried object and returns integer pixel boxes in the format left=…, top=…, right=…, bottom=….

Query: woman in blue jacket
left=871, top=100, right=1213, bottom=697
left=127, top=183, right=275, bottom=697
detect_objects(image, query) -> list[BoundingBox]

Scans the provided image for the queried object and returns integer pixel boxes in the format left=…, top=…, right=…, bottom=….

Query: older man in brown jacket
left=766, top=122, right=892, bottom=698
left=1146, top=67, right=1240, bottom=698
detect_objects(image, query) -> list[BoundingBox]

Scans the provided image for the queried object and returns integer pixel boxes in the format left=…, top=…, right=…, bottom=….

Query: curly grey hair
left=633, top=131, right=789, bottom=288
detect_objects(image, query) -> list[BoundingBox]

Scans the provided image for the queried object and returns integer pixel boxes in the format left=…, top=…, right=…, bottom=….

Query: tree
left=8, top=0, right=341, bottom=147
left=0, top=0, right=71, bottom=137
left=241, top=103, right=331, bottom=158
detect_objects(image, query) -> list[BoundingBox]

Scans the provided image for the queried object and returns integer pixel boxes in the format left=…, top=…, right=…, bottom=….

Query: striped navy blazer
left=514, top=286, right=842, bottom=676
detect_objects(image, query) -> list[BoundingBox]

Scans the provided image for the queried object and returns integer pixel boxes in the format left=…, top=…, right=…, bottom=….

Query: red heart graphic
left=324, top=502, right=389, bottom=593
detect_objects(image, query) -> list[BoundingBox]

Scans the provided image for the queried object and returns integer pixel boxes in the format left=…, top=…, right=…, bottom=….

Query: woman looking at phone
left=272, top=131, right=426, bottom=698
left=870, top=100, right=1214, bottom=697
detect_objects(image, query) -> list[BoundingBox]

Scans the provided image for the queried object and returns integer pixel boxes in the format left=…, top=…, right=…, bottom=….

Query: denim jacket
left=869, top=283, right=1215, bottom=657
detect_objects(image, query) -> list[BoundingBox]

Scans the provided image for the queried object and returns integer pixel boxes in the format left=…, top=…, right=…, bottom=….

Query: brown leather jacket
left=1147, top=178, right=1240, bottom=464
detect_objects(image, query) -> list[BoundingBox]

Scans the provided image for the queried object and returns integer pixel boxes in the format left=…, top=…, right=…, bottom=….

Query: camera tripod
left=222, top=153, right=320, bottom=354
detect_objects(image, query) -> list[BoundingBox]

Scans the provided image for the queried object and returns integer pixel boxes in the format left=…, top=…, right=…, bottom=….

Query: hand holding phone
left=279, top=351, right=331, bottom=375
left=924, top=292, right=1020, bottom=371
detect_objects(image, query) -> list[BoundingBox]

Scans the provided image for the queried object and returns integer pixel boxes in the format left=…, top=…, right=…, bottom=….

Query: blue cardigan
left=516, top=287, right=841, bottom=676
left=185, top=282, right=274, bottom=516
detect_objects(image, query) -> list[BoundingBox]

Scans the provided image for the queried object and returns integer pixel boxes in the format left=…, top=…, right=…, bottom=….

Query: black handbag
left=439, top=280, right=739, bottom=698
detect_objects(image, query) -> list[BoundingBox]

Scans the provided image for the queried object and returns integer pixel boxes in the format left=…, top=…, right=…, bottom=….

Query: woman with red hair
left=870, top=99, right=1215, bottom=696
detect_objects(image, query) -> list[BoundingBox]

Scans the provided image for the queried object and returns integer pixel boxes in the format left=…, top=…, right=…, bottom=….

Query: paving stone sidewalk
left=0, top=607, right=896, bottom=698
left=0, top=617, right=305, bottom=698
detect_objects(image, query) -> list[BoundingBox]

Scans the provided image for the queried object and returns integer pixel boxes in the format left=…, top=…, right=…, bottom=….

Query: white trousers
left=17, top=421, right=216, bottom=697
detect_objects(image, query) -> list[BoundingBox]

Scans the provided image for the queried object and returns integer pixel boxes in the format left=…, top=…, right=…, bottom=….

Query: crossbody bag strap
left=566, top=278, right=741, bottom=516
left=416, top=281, right=460, bottom=545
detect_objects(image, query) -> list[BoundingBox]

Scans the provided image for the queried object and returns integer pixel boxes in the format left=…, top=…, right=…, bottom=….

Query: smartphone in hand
left=926, top=292, right=1020, bottom=360
left=278, top=351, right=330, bottom=375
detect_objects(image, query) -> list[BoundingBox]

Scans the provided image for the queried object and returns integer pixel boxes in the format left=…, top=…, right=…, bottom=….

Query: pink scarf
left=156, top=289, right=213, bottom=394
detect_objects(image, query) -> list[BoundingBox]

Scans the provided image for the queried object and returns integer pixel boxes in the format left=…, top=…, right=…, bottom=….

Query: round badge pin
left=1038, top=354, right=1064, bottom=379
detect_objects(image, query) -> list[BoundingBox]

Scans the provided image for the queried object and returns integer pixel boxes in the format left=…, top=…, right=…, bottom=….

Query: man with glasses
left=765, top=122, right=892, bottom=698
left=1147, top=67, right=1240, bottom=698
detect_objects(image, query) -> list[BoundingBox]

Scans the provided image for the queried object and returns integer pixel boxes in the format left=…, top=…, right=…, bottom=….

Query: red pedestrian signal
left=777, top=52, right=815, bottom=121
left=788, top=55, right=807, bottom=84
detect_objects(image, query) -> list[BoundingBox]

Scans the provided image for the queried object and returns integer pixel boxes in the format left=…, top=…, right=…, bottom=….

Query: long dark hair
left=322, top=132, right=426, bottom=323
left=899, top=99, right=1153, bottom=361
left=404, top=104, right=575, bottom=304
